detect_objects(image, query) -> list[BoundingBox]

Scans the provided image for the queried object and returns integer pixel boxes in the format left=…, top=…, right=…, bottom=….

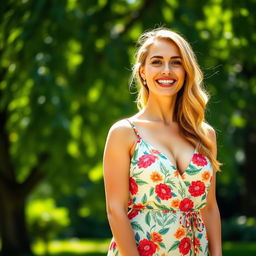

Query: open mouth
left=156, top=79, right=176, bottom=87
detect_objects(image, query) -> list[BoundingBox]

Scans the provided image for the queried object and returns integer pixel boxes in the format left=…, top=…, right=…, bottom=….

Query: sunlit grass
left=32, top=238, right=110, bottom=255
left=32, top=238, right=256, bottom=256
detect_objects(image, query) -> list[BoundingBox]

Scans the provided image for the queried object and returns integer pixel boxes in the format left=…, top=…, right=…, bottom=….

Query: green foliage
left=27, top=198, right=70, bottom=251
left=222, top=216, right=256, bottom=241
left=1, top=0, right=256, bottom=246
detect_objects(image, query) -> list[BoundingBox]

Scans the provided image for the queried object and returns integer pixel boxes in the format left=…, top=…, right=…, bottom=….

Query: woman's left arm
left=200, top=127, right=222, bottom=256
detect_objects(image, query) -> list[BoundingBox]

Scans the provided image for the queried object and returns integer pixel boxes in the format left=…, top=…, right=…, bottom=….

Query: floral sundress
left=107, top=119, right=213, bottom=256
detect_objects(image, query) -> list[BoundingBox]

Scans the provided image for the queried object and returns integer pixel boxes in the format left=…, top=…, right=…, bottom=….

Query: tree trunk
left=0, top=106, right=45, bottom=255
left=0, top=186, right=31, bottom=256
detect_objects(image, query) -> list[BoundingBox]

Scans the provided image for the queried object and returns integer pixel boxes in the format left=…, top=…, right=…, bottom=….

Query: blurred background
left=0, top=0, right=256, bottom=255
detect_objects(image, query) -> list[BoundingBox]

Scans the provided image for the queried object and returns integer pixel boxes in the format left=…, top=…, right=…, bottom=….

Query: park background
left=1, top=0, right=256, bottom=255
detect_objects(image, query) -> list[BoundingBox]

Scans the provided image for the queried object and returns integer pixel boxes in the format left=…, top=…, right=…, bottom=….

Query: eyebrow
left=150, top=55, right=182, bottom=59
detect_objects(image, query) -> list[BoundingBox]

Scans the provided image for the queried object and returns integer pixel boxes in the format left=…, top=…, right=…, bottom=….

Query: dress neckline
left=127, top=118, right=197, bottom=176
left=140, top=137, right=197, bottom=176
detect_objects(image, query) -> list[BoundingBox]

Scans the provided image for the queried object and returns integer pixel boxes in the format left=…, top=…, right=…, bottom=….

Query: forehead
left=147, top=39, right=181, bottom=58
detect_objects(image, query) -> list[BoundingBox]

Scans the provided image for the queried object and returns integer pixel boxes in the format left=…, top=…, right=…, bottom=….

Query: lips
left=156, top=78, right=176, bottom=87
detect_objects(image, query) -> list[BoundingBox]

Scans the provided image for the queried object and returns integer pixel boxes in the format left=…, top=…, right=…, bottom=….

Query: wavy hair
left=130, top=27, right=221, bottom=171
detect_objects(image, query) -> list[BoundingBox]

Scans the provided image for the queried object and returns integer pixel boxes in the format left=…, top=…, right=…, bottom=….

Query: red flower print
left=150, top=232, right=163, bottom=242
left=128, top=198, right=133, bottom=207
left=129, top=177, right=138, bottom=195
left=155, top=183, right=172, bottom=200
left=188, top=181, right=206, bottom=197
left=109, top=241, right=117, bottom=250
left=138, top=239, right=157, bottom=256
left=128, top=209, right=139, bottom=219
left=138, top=154, right=158, bottom=168
left=179, top=198, right=194, bottom=212
left=133, top=203, right=145, bottom=210
left=179, top=237, right=191, bottom=255
left=192, top=154, right=207, bottom=166
left=193, top=237, right=200, bottom=247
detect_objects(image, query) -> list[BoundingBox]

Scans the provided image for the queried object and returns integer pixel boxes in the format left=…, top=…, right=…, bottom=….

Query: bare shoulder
left=202, top=122, right=216, bottom=142
left=105, top=118, right=135, bottom=149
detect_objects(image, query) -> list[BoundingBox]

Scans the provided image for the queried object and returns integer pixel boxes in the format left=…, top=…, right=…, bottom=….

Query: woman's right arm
left=103, top=120, right=140, bottom=256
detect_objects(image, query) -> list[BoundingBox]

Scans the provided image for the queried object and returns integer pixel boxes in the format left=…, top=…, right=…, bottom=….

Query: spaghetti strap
left=126, top=119, right=141, bottom=142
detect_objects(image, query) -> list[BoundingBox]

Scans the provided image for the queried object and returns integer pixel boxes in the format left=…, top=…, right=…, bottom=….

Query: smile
left=156, top=79, right=176, bottom=87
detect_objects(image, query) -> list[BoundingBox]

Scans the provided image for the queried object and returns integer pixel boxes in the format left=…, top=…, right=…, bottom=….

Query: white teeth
left=157, top=79, right=175, bottom=84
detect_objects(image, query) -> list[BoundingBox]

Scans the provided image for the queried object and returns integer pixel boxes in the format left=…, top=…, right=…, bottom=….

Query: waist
left=129, top=204, right=202, bottom=214
left=128, top=205, right=205, bottom=232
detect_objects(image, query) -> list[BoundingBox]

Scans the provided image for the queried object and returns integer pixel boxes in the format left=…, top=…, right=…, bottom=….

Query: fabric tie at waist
left=179, top=211, right=204, bottom=233
left=129, top=207, right=204, bottom=233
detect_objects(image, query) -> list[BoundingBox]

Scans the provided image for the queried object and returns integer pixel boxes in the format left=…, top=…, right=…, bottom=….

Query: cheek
left=176, top=68, right=186, bottom=80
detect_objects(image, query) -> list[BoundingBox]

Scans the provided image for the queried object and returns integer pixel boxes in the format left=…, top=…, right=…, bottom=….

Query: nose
left=162, top=63, right=171, bottom=74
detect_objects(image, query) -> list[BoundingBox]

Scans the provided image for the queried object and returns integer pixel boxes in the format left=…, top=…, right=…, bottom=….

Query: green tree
left=0, top=0, right=255, bottom=254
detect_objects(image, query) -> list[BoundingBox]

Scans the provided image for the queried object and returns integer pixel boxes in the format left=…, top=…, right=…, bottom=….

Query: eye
left=171, top=60, right=182, bottom=66
left=151, top=60, right=162, bottom=65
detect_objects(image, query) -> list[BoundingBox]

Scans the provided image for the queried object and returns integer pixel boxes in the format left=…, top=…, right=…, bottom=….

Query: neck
left=143, top=93, right=177, bottom=125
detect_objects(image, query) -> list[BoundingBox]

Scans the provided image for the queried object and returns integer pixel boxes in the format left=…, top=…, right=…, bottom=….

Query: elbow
left=106, top=202, right=127, bottom=222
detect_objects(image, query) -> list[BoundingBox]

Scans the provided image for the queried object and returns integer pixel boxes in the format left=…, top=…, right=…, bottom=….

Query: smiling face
left=140, top=38, right=186, bottom=97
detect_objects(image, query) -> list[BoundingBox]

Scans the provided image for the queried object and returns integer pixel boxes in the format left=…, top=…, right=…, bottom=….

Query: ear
left=139, top=66, right=146, bottom=81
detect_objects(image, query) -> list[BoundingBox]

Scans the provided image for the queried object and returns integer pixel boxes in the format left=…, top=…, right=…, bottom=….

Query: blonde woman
left=103, top=28, right=222, bottom=256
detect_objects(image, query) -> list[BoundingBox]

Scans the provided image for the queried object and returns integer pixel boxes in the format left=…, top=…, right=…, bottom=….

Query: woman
left=103, top=27, right=222, bottom=256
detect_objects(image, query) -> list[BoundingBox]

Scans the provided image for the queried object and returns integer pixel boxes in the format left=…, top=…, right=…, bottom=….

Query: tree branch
left=19, top=152, right=49, bottom=197
left=118, top=0, right=155, bottom=37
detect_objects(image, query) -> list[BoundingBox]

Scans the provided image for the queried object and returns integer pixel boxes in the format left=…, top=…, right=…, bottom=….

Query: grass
left=32, top=238, right=256, bottom=256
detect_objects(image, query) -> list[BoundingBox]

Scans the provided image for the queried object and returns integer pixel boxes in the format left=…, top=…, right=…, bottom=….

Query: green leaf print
left=133, top=147, right=138, bottom=160
left=186, top=165, right=202, bottom=175
left=167, top=179, right=177, bottom=188
left=198, top=233, right=203, bottom=239
left=146, top=231, right=151, bottom=240
left=171, top=192, right=177, bottom=197
left=159, top=242, right=166, bottom=248
left=135, top=232, right=140, bottom=242
left=168, top=240, right=180, bottom=252
left=166, top=215, right=177, bottom=225
left=145, top=212, right=151, bottom=226
left=142, top=194, right=147, bottom=204
left=159, top=227, right=169, bottom=235
left=154, top=202, right=171, bottom=211
left=156, top=211, right=163, bottom=218
left=155, top=196, right=161, bottom=203
left=149, top=187, right=154, bottom=196
left=202, top=193, right=206, bottom=200
left=136, top=179, right=148, bottom=185
left=178, top=182, right=186, bottom=198
left=131, top=221, right=144, bottom=233
left=184, top=181, right=190, bottom=187
left=156, top=218, right=163, bottom=226
left=132, top=171, right=144, bottom=178
left=197, top=202, right=206, bottom=209
left=159, top=162, right=169, bottom=176
left=131, top=160, right=139, bottom=165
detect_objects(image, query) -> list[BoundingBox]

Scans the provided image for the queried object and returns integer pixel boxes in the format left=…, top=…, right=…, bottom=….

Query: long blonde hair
left=130, top=27, right=221, bottom=171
